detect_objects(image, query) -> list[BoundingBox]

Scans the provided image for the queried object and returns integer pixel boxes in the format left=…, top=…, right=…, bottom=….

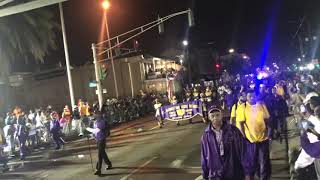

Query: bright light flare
left=257, top=72, right=268, bottom=80
left=182, top=40, right=188, bottom=46
left=299, top=66, right=304, bottom=71
left=102, top=0, right=110, bottom=10
left=307, top=63, right=315, bottom=70
left=228, top=48, right=235, bottom=53
left=242, top=55, right=248, bottom=59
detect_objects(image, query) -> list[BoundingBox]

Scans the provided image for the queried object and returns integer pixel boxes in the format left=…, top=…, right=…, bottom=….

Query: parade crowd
left=2, top=64, right=320, bottom=179
left=194, top=69, right=320, bottom=180
left=0, top=92, right=158, bottom=170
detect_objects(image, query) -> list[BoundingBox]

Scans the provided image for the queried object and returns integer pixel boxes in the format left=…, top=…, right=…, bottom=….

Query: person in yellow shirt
left=230, top=91, right=246, bottom=132
left=240, top=90, right=271, bottom=180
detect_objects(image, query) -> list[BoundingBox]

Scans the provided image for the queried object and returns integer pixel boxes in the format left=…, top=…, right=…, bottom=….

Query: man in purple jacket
left=87, top=110, right=112, bottom=176
left=201, top=107, right=246, bottom=180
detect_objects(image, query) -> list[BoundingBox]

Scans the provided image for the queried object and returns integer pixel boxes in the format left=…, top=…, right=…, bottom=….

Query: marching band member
left=154, top=99, right=163, bottom=128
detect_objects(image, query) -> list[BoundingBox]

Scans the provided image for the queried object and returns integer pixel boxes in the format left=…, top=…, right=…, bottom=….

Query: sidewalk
left=270, top=114, right=299, bottom=180
left=1, top=115, right=158, bottom=174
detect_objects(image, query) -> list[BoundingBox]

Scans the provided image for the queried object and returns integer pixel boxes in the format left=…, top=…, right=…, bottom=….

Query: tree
left=0, top=5, right=59, bottom=66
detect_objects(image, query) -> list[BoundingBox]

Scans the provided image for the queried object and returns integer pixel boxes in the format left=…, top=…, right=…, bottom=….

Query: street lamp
left=182, top=40, right=188, bottom=46
left=102, top=0, right=110, bottom=10
left=102, top=0, right=119, bottom=98
left=297, top=58, right=301, bottom=62
left=228, top=48, right=235, bottom=53
left=182, top=40, right=191, bottom=84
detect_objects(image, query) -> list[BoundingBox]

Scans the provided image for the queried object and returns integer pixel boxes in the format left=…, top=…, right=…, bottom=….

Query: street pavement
left=0, top=115, right=291, bottom=180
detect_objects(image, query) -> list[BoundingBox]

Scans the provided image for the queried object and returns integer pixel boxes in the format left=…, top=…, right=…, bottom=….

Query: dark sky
left=32, top=0, right=320, bottom=69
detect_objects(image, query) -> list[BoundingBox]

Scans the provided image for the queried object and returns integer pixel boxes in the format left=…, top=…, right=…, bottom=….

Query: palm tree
left=0, top=4, right=59, bottom=67
left=0, top=2, right=59, bottom=113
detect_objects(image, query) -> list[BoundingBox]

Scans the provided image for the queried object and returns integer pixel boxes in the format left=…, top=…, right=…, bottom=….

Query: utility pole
left=105, top=12, right=119, bottom=98
left=59, top=3, right=75, bottom=109
left=92, top=44, right=103, bottom=110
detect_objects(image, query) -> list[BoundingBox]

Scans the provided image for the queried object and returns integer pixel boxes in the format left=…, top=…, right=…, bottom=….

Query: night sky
left=15, top=0, right=320, bottom=70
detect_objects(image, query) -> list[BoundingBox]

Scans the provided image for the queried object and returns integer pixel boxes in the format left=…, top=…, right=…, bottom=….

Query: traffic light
left=215, top=63, right=221, bottom=69
left=99, top=63, right=109, bottom=80
left=133, top=40, right=139, bottom=51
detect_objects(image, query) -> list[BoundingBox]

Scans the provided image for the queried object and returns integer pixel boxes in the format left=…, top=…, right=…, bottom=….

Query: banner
left=160, top=100, right=203, bottom=121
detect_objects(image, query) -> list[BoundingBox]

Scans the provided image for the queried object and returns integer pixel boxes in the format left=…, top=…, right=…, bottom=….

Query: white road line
left=194, top=175, right=203, bottom=180
left=170, top=159, right=184, bottom=168
left=120, top=156, right=157, bottom=180
left=7, top=159, right=54, bottom=166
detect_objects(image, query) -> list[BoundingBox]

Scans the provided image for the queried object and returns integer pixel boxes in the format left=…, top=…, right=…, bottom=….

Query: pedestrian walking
left=50, top=112, right=64, bottom=150
left=17, top=113, right=27, bottom=160
left=72, top=106, right=83, bottom=136
left=201, top=107, right=246, bottom=180
left=62, top=105, right=72, bottom=135
left=240, top=91, right=271, bottom=180
left=86, top=110, right=112, bottom=176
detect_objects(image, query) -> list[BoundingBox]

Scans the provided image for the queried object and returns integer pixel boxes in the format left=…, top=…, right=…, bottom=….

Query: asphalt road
left=0, top=115, right=291, bottom=180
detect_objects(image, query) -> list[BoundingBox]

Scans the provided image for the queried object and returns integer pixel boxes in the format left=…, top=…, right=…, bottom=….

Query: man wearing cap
left=240, top=91, right=271, bottom=180
left=201, top=107, right=245, bottom=180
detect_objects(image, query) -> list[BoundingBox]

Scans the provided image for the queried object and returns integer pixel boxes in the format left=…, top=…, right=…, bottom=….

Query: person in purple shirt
left=50, top=112, right=64, bottom=150
left=300, top=131, right=320, bottom=158
left=201, top=107, right=246, bottom=180
left=88, top=110, right=112, bottom=176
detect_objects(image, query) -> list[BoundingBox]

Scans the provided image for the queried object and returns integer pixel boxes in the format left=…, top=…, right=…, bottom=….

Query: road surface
left=0, top=115, right=290, bottom=180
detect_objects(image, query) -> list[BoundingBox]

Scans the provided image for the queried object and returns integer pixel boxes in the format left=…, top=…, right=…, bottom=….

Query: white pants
left=72, top=120, right=83, bottom=135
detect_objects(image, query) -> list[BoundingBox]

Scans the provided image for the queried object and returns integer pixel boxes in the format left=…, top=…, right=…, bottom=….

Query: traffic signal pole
left=93, top=9, right=194, bottom=108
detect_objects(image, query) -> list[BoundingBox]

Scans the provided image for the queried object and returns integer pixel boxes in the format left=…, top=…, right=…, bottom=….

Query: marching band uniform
left=205, top=87, right=213, bottom=103
left=193, top=88, right=200, bottom=101
left=185, top=88, right=192, bottom=102
left=200, top=92, right=208, bottom=122
left=154, top=99, right=163, bottom=128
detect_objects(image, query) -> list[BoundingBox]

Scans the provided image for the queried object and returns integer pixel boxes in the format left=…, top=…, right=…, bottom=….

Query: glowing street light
left=228, top=48, right=235, bottom=53
left=182, top=40, right=188, bottom=46
left=102, top=0, right=110, bottom=10
left=297, top=58, right=301, bottom=62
